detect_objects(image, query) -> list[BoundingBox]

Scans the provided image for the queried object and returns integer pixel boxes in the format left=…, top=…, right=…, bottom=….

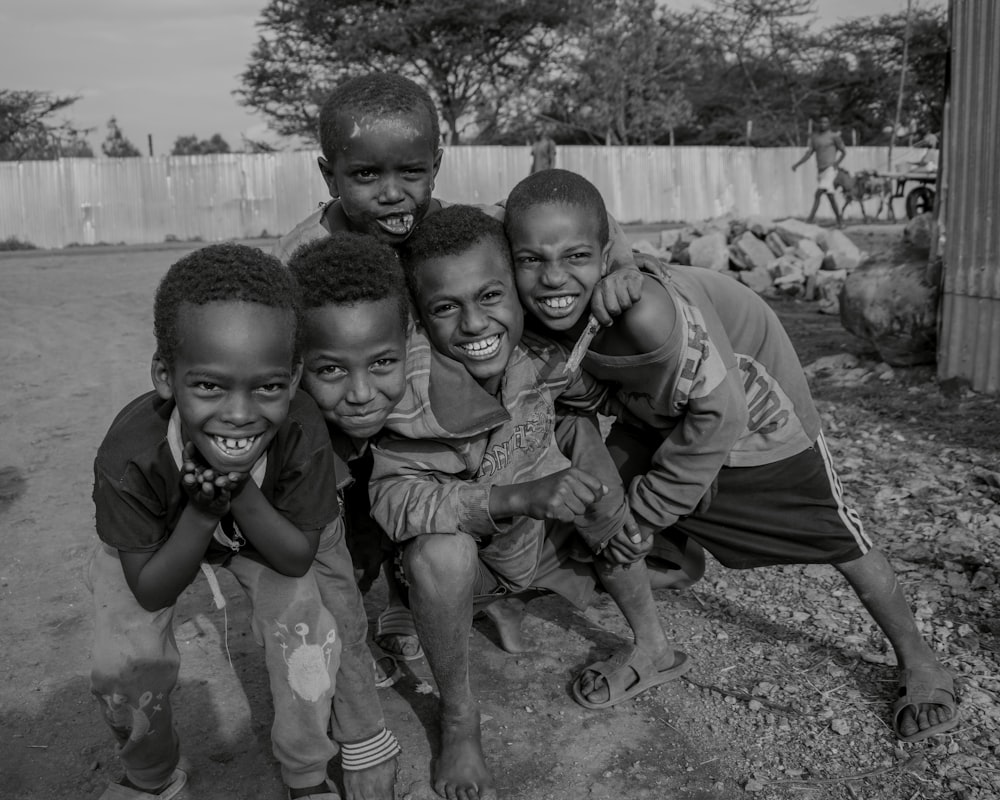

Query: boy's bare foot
left=648, top=565, right=699, bottom=591
left=482, top=596, right=529, bottom=653
left=435, top=708, right=496, bottom=800
left=574, top=645, right=690, bottom=708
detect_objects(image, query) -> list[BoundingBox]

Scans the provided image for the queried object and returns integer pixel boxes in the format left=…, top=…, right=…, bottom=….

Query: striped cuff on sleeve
left=340, top=728, right=401, bottom=771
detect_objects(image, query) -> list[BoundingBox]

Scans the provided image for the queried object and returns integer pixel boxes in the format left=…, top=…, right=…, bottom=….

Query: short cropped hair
left=287, top=231, right=409, bottom=328
left=398, top=206, right=509, bottom=298
left=504, top=169, right=610, bottom=247
left=153, top=243, right=300, bottom=366
left=318, top=73, right=440, bottom=162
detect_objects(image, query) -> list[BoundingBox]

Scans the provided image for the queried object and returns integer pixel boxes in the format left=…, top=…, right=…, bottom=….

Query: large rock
left=688, top=231, right=730, bottom=271
left=818, top=229, right=864, bottom=271
left=904, top=213, right=933, bottom=256
left=839, top=259, right=939, bottom=366
left=775, top=218, right=824, bottom=245
left=732, top=231, right=776, bottom=272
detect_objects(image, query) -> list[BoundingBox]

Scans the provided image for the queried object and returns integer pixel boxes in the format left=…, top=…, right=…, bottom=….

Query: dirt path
left=1, top=237, right=997, bottom=800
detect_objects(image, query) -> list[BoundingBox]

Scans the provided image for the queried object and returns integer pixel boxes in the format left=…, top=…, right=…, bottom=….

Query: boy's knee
left=405, top=533, right=478, bottom=586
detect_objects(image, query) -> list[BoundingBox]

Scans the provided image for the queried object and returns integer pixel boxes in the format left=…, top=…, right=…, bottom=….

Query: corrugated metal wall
left=939, top=0, right=1000, bottom=393
left=0, top=146, right=902, bottom=250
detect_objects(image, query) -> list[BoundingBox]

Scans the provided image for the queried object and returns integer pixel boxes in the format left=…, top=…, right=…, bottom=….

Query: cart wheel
left=905, top=186, right=935, bottom=219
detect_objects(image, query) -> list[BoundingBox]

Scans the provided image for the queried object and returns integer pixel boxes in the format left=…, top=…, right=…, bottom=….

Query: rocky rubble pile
left=632, top=216, right=866, bottom=314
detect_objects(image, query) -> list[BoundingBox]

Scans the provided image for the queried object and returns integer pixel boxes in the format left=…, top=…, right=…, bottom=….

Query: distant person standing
left=791, top=115, right=846, bottom=227
left=529, top=127, right=557, bottom=175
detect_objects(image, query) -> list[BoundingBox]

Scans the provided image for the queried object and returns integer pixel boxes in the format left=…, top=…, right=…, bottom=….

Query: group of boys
left=89, top=74, right=959, bottom=800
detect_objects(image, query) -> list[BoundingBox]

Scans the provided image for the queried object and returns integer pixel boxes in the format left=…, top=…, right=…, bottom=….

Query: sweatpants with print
left=87, top=537, right=342, bottom=792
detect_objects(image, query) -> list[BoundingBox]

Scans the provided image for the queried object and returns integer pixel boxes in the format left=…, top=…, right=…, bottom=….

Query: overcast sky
left=1, top=0, right=934, bottom=156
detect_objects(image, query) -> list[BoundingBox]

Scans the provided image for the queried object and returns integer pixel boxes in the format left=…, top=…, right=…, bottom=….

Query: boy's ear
left=317, top=156, right=339, bottom=199
left=289, top=360, right=303, bottom=398
left=601, top=240, right=613, bottom=276
left=151, top=355, right=174, bottom=400
left=430, top=147, right=443, bottom=190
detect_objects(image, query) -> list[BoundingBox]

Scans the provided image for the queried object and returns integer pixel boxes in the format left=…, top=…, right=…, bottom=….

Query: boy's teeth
left=213, top=435, right=256, bottom=454
left=460, top=335, right=501, bottom=358
left=542, top=296, right=574, bottom=309
left=379, top=213, right=414, bottom=234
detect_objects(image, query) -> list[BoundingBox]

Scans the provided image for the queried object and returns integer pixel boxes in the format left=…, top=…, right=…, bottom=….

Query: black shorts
left=606, top=423, right=872, bottom=570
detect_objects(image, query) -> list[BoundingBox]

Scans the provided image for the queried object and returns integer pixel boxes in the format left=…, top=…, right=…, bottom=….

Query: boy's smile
left=152, top=302, right=300, bottom=474
left=413, top=239, right=523, bottom=395
left=319, top=114, right=442, bottom=245
left=507, top=202, right=609, bottom=338
left=300, top=298, right=407, bottom=440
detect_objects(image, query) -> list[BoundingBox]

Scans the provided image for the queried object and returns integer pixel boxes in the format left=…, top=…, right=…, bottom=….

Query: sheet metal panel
left=939, top=0, right=1000, bottom=393
left=0, top=145, right=902, bottom=250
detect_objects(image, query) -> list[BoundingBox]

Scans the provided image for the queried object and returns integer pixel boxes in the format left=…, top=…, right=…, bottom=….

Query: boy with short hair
left=274, top=72, right=646, bottom=661
left=274, top=71, right=641, bottom=323
left=288, top=231, right=416, bottom=680
left=369, top=205, right=691, bottom=800
left=88, top=243, right=398, bottom=800
left=503, top=168, right=958, bottom=744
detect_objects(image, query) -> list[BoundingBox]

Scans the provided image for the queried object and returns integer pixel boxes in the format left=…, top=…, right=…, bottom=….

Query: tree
left=539, top=0, right=697, bottom=145
left=681, top=0, right=825, bottom=146
left=235, top=0, right=581, bottom=144
left=825, top=6, right=947, bottom=142
left=101, top=117, right=141, bottom=157
left=0, top=90, right=93, bottom=160
left=171, top=133, right=232, bottom=155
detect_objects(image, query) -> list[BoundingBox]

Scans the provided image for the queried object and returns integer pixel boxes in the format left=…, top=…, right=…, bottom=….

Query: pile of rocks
left=632, top=216, right=866, bottom=314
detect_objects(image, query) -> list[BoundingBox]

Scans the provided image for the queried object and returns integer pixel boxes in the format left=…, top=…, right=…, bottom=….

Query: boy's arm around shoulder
left=620, top=283, right=748, bottom=537
left=369, top=432, right=502, bottom=541
left=520, top=330, right=620, bottom=418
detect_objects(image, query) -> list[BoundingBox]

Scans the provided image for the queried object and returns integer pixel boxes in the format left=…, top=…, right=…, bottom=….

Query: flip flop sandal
left=373, top=653, right=401, bottom=689
left=100, top=767, right=187, bottom=800
left=374, top=606, right=423, bottom=661
left=572, top=646, right=691, bottom=710
left=892, top=667, right=960, bottom=742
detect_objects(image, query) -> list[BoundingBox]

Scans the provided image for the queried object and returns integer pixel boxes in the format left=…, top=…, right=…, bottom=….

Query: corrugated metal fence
left=938, top=0, right=1000, bottom=394
left=0, top=146, right=904, bottom=250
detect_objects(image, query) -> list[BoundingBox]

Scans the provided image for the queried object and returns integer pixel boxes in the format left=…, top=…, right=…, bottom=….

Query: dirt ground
left=2, top=226, right=999, bottom=800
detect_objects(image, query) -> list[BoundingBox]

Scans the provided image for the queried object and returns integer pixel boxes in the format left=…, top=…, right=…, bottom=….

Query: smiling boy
left=88, top=243, right=398, bottom=800
left=288, top=232, right=417, bottom=677
left=504, top=168, right=958, bottom=745
left=368, top=206, right=690, bottom=800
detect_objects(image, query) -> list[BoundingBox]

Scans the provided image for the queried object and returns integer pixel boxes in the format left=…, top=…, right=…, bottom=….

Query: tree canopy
left=236, top=0, right=948, bottom=147
left=235, top=0, right=582, bottom=144
left=171, top=133, right=231, bottom=156
left=0, top=90, right=93, bottom=160
left=101, top=117, right=141, bottom=158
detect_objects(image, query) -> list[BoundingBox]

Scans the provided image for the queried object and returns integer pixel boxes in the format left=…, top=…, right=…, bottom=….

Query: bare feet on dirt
left=482, top=597, right=529, bottom=653
left=435, top=707, right=496, bottom=800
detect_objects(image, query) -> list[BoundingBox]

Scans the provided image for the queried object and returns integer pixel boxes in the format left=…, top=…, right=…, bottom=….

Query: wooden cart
left=878, top=170, right=938, bottom=219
